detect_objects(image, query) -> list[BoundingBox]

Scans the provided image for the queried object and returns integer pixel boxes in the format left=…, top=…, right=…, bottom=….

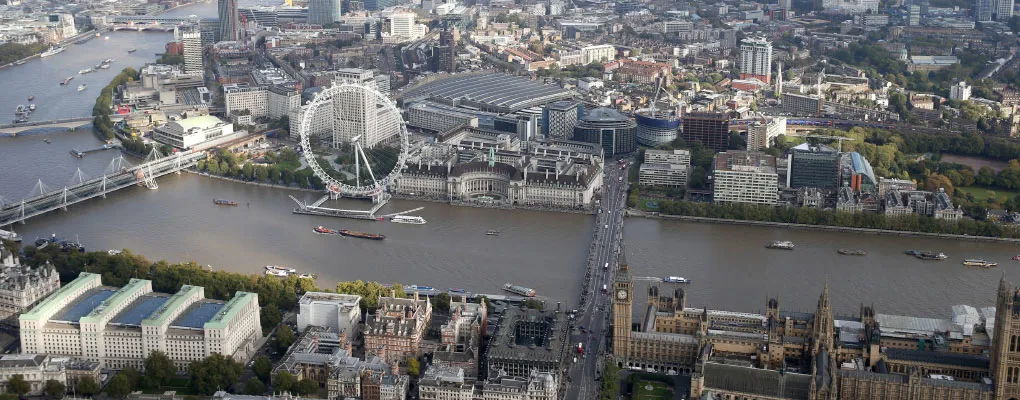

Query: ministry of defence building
left=20, top=272, right=262, bottom=371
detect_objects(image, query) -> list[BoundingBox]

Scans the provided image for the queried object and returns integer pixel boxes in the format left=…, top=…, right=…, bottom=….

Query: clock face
left=617, top=290, right=628, bottom=300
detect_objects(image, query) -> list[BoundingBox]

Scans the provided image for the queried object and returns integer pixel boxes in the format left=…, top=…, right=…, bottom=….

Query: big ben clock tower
left=613, top=249, right=633, bottom=361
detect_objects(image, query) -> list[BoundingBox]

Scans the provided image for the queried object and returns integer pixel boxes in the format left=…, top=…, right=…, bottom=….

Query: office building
left=363, top=0, right=393, bottom=10
left=363, top=294, right=432, bottom=364
left=908, top=5, right=921, bottom=26
left=218, top=0, right=240, bottom=41
left=978, top=0, right=995, bottom=21
left=639, top=149, right=691, bottom=188
left=181, top=27, right=203, bottom=74
left=581, top=44, right=616, bottom=64
left=712, top=151, right=779, bottom=205
left=739, top=38, right=772, bottom=84
left=224, top=84, right=300, bottom=120
left=781, top=93, right=824, bottom=115
left=787, top=145, right=840, bottom=189
left=154, top=115, right=235, bottom=149
left=433, top=29, right=456, bottom=73
left=0, top=355, right=66, bottom=396
left=543, top=100, right=579, bottom=140
left=20, top=273, right=263, bottom=371
left=389, top=12, right=417, bottom=40
left=635, top=109, right=679, bottom=146
left=308, top=0, right=341, bottom=25
left=407, top=101, right=480, bottom=133
left=746, top=117, right=786, bottom=151
left=996, top=0, right=1015, bottom=20
left=680, top=112, right=730, bottom=153
left=486, top=306, right=568, bottom=378
left=951, top=81, right=972, bottom=101
left=297, top=292, right=362, bottom=335
left=572, top=107, right=636, bottom=156
left=330, top=68, right=385, bottom=149
left=0, top=246, right=59, bottom=320
left=434, top=299, right=486, bottom=378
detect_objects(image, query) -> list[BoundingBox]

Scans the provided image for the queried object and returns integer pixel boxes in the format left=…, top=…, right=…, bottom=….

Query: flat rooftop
left=113, top=295, right=171, bottom=326
left=400, top=73, right=574, bottom=113
left=172, top=301, right=225, bottom=329
left=54, top=289, right=117, bottom=323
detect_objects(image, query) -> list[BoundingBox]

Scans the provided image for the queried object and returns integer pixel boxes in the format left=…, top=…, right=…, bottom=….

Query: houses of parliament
left=611, top=253, right=1020, bottom=400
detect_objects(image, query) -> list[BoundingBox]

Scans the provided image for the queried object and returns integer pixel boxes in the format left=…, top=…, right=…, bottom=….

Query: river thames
left=2, top=4, right=1020, bottom=318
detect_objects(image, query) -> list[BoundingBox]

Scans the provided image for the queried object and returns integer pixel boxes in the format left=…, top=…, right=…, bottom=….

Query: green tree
left=253, top=355, right=273, bottom=382
left=219, top=161, right=230, bottom=176
left=600, top=361, right=619, bottom=400
left=432, top=292, right=451, bottom=314
left=44, top=379, right=66, bottom=399
left=295, top=379, right=318, bottom=396
left=77, top=377, right=100, bottom=396
left=254, top=165, right=269, bottom=182
left=277, top=324, right=296, bottom=350
left=273, top=371, right=297, bottom=393
left=5, top=375, right=29, bottom=396
left=242, top=162, right=255, bottom=180
left=244, top=377, right=266, bottom=395
left=407, top=357, right=420, bottom=376
left=106, top=373, right=132, bottom=399
left=144, top=350, right=176, bottom=389
left=206, top=159, right=221, bottom=174
left=261, top=304, right=282, bottom=335
left=188, top=354, right=244, bottom=395
left=977, top=166, right=997, bottom=186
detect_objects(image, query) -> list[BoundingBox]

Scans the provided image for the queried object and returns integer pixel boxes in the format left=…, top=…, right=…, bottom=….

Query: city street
left=565, top=159, right=630, bottom=400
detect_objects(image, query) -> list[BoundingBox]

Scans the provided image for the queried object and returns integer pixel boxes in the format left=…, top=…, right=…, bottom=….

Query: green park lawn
left=631, top=380, right=673, bottom=400
left=957, top=186, right=1020, bottom=204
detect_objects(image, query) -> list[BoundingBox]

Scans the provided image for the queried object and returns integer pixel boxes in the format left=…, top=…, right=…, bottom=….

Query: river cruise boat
left=906, top=250, right=948, bottom=261
left=339, top=230, right=385, bottom=240
left=838, top=249, right=867, bottom=256
left=40, top=46, right=64, bottom=57
left=213, top=199, right=237, bottom=206
left=503, top=283, right=537, bottom=297
left=265, top=269, right=288, bottom=277
left=663, top=276, right=690, bottom=283
left=766, top=241, right=795, bottom=250
left=406, top=285, right=435, bottom=291
left=963, top=259, right=998, bottom=268
left=486, top=230, right=500, bottom=236
left=265, top=265, right=296, bottom=274
left=391, top=215, right=426, bottom=224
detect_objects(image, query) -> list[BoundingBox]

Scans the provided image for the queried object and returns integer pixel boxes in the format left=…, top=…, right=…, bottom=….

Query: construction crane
left=804, top=134, right=855, bottom=152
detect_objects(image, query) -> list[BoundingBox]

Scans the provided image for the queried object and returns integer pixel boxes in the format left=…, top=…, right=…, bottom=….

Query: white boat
left=78, top=68, right=93, bottom=74
left=103, top=36, right=109, bottom=40
left=766, top=240, right=795, bottom=250
left=265, top=270, right=288, bottom=277
left=265, top=265, right=296, bottom=273
left=40, top=47, right=64, bottom=58
left=663, top=276, right=690, bottom=283
left=77, top=84, right=87, bottom=92
left=0, top=229, right=21, bottom=242
left=107, top=249, right=122, bottom=255
left=391, top=215, right=426, bottom=224
left=298, top=274, right=315, bottom=279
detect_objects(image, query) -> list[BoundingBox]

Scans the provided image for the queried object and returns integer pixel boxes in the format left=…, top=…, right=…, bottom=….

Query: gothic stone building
left=612, top=254, right=1020, bottom=399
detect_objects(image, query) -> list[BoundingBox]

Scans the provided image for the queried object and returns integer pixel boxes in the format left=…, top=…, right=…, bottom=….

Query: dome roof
left=581, top=107, right=630, bottom=123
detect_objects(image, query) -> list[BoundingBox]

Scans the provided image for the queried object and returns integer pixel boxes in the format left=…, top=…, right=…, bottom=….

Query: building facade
left=0, top=247, right=59, bottom=320
left=297, top=292, right=362, bottom=335
left=181, top=28, right=203, bottom=74
left=712, top=151, right=779, bottom=205
left=635, top=110, right=680, bottom=147
left=20, top=273, right=262, bottom=371
left=543, top=100, right=579, bottom=140
left=581, top=44, right=616, bottom=64
left=739, top=37, right=772, bottom=84
left=572, top=107, right=636, bottom=156
left=0, top=354, right=66, bottom=396
left=218, top=0, right=240, bottom=41
left=363, top=295, right=432, bottom=364
left=681, top=112, right=730, bottom=154
left=746, top=117, right=786, bottom=151
left=154, top=115, right=234, bottom=149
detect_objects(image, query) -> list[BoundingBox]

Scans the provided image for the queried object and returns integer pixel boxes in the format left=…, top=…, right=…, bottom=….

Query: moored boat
left=663, top=276, right=690, bottom=283
left=213, top=199, right=238, bottom=206
left=766, top=241, right=795, bottom=250
left=837, top=249, right=867, bottom=256
left=449, top=288, right=467, bottom=293
left=107, top=249, right=122, bottom=255
left=502, top=283, right=536, bottom=297
left=963, top=259, right=998, bottom=268
left=339, top=230, right=385, bottom=240
left=265, top=270, right=288, bottom=277
left=298, top=274, right=316, bottom=279
left=265, top=265, right=297, bottom=273
left=406, top=285, right=435, bottom=291
left=40, top=46, right=64, bottom=58
left=905, top=250, right=948, bottom=261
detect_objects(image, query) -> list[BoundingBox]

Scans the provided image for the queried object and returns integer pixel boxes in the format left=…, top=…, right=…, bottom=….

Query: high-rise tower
left=739, top=37, right=772, bottom=84
left=218, top=0, right=240, bottom=41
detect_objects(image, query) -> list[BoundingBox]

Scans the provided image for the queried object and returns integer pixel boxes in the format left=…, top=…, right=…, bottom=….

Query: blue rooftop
left=172, top=302, right=224, bottom=329
left=55, top=290, right=116, bottom=322
left=113, top=296, right=170, bottom=326
left=848, top=152, right=876, bottom=186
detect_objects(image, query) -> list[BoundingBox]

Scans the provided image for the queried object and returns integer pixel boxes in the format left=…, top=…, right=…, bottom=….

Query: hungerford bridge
left=0, top=149, right=205, bottom=227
